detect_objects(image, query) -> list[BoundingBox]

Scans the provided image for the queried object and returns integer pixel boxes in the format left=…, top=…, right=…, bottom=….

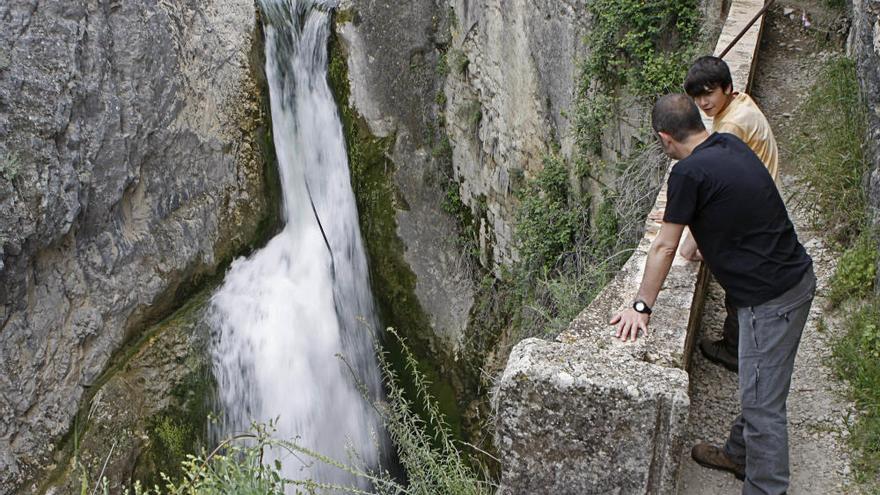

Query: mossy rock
left=41, top=289, right=216, bottom=492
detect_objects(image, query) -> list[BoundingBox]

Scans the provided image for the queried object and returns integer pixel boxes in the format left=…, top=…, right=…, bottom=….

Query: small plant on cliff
left=450, top=49, right=469, bottom=75
left=0, top=150, right=22, bottom=181
left=437, top=50, right=450, bottom=77
left=515, top=154, right=582, bottom=272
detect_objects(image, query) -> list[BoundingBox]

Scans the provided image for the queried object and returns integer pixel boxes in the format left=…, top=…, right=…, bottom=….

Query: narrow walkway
left=678, top=3, right=856, bottom=494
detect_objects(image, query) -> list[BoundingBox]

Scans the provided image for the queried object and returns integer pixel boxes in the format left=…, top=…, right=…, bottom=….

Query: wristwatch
left=632, top=299, right=653, bottom=315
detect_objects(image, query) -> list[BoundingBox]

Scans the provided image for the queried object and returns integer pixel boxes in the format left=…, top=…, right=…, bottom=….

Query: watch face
left=635, top=302, right=646, bottom=312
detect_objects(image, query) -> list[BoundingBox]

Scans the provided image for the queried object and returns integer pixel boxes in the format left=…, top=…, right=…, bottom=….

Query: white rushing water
left=209, top=0, right=385, bottom=488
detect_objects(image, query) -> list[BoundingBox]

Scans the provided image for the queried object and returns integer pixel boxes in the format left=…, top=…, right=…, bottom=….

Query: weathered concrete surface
left=495, top=0, right=770, bottom=491
left=848, top=0, right=880, bottom=290
left=494, top=154, right=707, bottom=494
left=0, top=1, right=273, bottom=491
left=495, top=338, right=690, bottom=495
left=334, top=0, right=475, bottom=351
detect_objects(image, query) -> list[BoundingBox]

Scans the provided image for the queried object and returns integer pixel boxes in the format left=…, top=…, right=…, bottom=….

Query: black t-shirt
left=663, top=132, right=812, bottom=307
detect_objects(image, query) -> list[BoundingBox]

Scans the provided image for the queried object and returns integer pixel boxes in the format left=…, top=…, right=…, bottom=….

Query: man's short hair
left=684, top=55, right=733, bottom=97
left=652, top=94, right=706, bottom=142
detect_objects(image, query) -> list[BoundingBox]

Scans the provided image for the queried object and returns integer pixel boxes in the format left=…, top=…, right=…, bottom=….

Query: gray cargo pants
left=723, top=266, right=816, bottom=495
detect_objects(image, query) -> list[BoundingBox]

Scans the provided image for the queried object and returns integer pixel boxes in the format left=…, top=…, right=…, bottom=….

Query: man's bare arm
left=679, top=230, right=703, bottom=261
left=610, top=221, right=686, bottom=341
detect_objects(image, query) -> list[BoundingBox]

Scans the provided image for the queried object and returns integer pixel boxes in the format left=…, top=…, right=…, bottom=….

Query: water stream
left=209, top=0, right=386, bottom=488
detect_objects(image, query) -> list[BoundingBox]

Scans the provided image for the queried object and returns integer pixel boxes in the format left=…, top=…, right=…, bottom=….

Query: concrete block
left=496, top=338, right=690, bottom=495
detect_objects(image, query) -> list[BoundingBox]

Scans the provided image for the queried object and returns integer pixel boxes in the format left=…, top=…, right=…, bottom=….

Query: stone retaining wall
left=494, top=1, right=767, bottom=492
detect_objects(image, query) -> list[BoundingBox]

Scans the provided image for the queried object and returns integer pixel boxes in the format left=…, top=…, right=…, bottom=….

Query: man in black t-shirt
left=610, top=94, right=815, bottom=495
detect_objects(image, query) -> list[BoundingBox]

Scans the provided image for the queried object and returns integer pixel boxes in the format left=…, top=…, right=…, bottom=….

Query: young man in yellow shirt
left=681, top=55, right=780, bottom=373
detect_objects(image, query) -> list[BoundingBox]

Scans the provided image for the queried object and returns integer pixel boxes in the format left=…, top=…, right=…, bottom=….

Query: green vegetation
left=822, top=0, right=846, bottom=11
left=793, top=57, right=870, bottom=246
left=79, top=331, right=493, bottom=495
left=437, top=51, right=450, bottom=77
left=507, top=143, right=667, bottom=341
left=515, top=154, right=581, bottom=272
left=135, top=357, right=215, bottom=487
left=829, top=233, right=877, bottom=307
left=449, top=50, right=468, bottom=75
left=0, top=150, right=22, bottom=181
left=458, top=100, right=482, bottom=132
left=832, top=300, right=880, bottom=488
left=796, top=55, right=879, bottom=491
left=583, top=0, right=699, bottom=93
left=575, top=0, right=700, bottom=175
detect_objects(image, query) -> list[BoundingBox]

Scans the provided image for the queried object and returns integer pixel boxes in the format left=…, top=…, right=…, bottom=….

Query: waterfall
left=209, top=0, right=386, bottom=488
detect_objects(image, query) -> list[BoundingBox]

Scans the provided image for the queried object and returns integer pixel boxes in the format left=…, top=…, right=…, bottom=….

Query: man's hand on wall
left=610, top=308, right=650, bottom=342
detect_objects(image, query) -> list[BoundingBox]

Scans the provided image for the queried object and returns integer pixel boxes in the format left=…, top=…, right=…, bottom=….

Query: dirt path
left=677, top=3, right=857, bottom=494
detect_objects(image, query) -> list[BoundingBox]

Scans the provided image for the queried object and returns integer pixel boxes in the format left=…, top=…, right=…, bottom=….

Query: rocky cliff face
left=446, top=0, right=591, bottom=266
left=848, top=0, right=880, bottom=288
left=332, top=0, right=596, bottom=350
left=334, top=0, right=475, bottom=351
left=0, top=1, right=275, bottom=490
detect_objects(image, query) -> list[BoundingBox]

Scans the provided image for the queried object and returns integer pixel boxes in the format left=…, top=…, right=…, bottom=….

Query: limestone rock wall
left=331, top=0, right=596, bottom=356
left=334, top=0, right=475, bottom=350
left=0, top=1, right=274, bottom=490
left=848, top=0, right=880, bottom=289
left=445, top=0, right=590, bottom=266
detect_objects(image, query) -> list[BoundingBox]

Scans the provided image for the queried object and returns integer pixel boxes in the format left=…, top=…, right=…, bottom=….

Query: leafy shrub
left=514, top=154, right=581, bottom=271
left=450, top=50, right=469, bottom=75
left=584, top=0, right=699, bottom=93
left=829, top=233, right=878, bottom=306
left=436, top=51, right=450, bottom=77
left=0, top=151, right=22, bottom=181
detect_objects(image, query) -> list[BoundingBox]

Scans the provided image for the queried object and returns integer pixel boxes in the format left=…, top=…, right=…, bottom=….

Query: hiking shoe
left=699, top=337, right=738, bottom=372
left=691, top=443, right=745, bottom=481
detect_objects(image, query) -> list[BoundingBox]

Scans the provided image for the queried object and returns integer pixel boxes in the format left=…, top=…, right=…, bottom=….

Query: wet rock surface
left=0, top=1, right=273, bottom=491
left=44, top=292, right=214, bottom=494
left=335, top=0, right=475, bottom=351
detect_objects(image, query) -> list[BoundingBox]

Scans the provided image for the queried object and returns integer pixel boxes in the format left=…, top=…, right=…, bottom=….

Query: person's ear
left=657, top=131, right=674, bottom=147
left=723, top=84, right=733, bottom=95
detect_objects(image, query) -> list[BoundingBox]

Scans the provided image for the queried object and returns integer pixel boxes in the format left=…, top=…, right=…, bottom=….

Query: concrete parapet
left=494, top=0, right=766, bottom=492
left=496, top=176, right=707, bottom=494
left=496, top=338, right=690, bottom=495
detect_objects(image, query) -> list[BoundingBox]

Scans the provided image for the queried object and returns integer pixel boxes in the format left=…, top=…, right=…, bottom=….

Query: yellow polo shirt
left=713, top=93, right=779, bottom=181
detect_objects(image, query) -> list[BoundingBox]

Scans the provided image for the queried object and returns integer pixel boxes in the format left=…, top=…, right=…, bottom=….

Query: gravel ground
left=677, top=3, right=858, bottom=494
